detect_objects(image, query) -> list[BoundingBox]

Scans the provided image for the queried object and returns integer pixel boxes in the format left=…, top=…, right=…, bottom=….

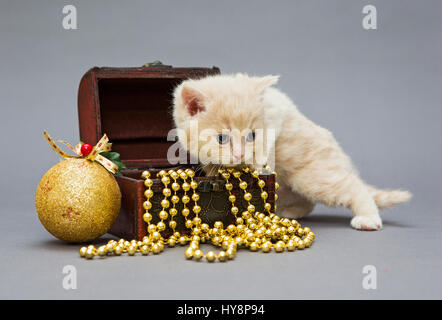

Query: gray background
left=1, top=0, right=441, bottom=299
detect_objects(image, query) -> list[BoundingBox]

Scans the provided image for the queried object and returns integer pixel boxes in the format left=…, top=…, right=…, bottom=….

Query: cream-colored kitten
left=172, top=73, right=411, bottom=230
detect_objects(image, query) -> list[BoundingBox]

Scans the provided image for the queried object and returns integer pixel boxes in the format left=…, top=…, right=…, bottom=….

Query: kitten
left=172, top=73, right=411, bottom=230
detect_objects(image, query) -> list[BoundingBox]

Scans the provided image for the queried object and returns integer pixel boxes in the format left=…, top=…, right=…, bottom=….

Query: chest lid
left=78, top=62, right=220, bottom=168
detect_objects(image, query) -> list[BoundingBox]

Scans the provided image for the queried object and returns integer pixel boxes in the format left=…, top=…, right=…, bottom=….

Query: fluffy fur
left=172, top=73, right=411, bottom=230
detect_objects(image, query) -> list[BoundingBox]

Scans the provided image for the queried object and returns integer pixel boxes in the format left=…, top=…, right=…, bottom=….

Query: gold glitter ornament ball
left=35, top=158, right=121, bottom=242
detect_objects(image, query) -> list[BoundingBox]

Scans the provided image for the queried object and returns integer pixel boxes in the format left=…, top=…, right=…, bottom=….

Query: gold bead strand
left=144, top=170, right=158, bottom=244
left=168, top=170, right=180, bottom=241
left=187, top=169, right=215, bottom=262
left=79, top=166, right=315, bottom=261
left=222, top=168, right=246, bottom=252
left=250, top=169, right=275, bottom=251
left=140, top=170, right=155, bottom=255
left=187, top=169, right=202, bottom=233
left=252, top=169, right=272, bottom=214
left=254, top=166, right=285, bottom=252
left=178, top=170, right=192, bottom=247
left=217, top=168, right=239, bottom=260
left=183, top=168, right=202, bottom=260
left=158, top=170, right=171, bottom=233
left=149, top=170, right=168, bottom=255
left=229, top=169, right=250, bottom=249
left=265, top=165, right=279, bottom=211
left=246, top=167, right=279, bottom=253
left=236, top=169, right=256, bottom=218
left=219, top=168, right=240, bottom=223
left=233, top=169, right=260, bottom=252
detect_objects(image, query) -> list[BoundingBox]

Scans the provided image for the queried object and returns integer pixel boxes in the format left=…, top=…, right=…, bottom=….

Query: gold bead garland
left=79, top=166, right=315, bottom=262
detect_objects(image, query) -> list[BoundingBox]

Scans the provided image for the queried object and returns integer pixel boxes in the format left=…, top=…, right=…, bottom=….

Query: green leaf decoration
left=100, top=151, right=120, bottom=161
left=100, top=152, right=127, bottom=176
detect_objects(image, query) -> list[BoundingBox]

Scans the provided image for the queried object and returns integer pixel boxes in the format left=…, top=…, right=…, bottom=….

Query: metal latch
left=197, top=180, right=225, bottom=192
left=142, top=60, right=172, bottom=68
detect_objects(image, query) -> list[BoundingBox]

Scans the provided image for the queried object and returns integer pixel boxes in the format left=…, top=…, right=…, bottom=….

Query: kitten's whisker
left=194, top=164, right=206, bottom=177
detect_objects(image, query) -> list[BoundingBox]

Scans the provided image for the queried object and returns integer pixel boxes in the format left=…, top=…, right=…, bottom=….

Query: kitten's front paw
left=350, top=216, right=382, bottom=231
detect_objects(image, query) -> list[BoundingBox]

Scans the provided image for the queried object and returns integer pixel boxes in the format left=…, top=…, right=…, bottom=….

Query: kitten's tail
left=366, top=185, right=412, bottom=209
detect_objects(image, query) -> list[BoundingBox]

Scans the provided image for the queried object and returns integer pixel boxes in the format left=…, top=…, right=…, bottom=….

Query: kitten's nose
left=233, top=153, right=244, bottom=161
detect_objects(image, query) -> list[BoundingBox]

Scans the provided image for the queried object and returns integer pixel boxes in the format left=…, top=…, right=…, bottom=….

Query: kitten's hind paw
left=351, top=216, right=382, bottom=231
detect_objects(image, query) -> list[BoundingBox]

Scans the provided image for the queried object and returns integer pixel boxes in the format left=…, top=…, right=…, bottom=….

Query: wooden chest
left=77, top=62, right=276, bottom=240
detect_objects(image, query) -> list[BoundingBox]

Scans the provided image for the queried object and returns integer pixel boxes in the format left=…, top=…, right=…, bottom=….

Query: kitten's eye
left=217, top=134, right=230, bottom=145
left=246, top=131, right=255, bottom=142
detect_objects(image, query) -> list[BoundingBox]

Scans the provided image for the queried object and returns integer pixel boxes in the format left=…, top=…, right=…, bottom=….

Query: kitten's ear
left=254, top=75, right=279, bottom=93
left=180, top=85, right=206, bottom=116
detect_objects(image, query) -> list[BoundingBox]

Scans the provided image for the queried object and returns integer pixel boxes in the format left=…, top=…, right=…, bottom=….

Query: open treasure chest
left=78, top=62, right=276, bottom=240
